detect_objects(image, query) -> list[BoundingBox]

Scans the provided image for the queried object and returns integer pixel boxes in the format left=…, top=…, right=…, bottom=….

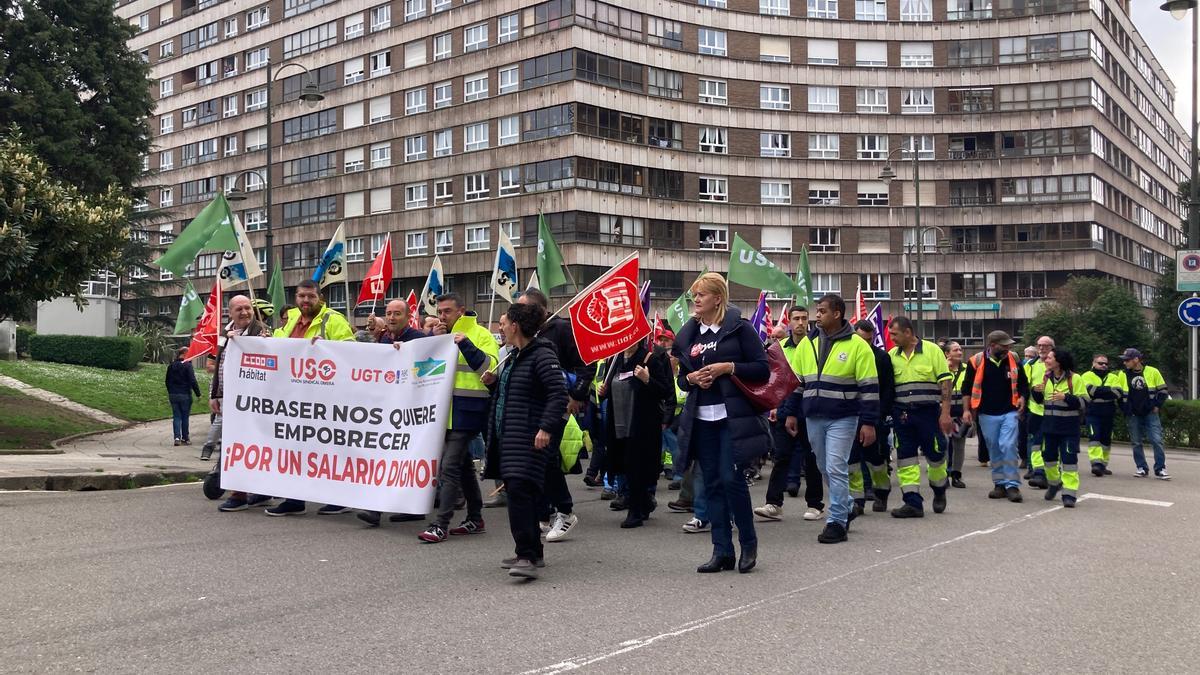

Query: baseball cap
left=986, top=330, right=1015, bottom=346
left=1120, top=348, right=1142, bottom=362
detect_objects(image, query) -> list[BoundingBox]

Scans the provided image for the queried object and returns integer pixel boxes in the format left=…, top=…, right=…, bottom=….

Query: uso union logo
left=575, top=279, right=639, bottom=338
left=290, top=357, right=337, bottom=385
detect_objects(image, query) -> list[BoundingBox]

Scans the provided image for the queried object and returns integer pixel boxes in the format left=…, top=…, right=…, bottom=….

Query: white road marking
left=522, top=505, right=1065, bottom=675
left=1079, top=492, right=1174, bottom=508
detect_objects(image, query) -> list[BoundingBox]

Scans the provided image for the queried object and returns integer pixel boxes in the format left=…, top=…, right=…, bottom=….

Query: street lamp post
left=879, top=148, right=925, bottom=337
left=1161, top=1, right=1199, bottom=246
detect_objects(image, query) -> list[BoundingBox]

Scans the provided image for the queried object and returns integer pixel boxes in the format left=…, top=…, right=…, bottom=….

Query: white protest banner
left=220, top=335, right=459, bottom=513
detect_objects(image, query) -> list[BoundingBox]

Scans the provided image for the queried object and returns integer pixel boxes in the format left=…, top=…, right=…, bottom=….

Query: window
left=222, top=55, right=238, bottom=77
left=699, top=0, right=726, bottom=6
left=856, top=42, right=887, bottom=67
left=499, top=116, right=519, bottom=145
left=954, top=273, right=997, bottom=299
left=499, top=66, right=519, bottom=95
left=465, top=23, right=488, bottom=52
left=344, top=13, right=363, bottom=39
left=224, top=16, right=238, bottom=37
left=760, top=36, right=791, bottom=62
left=857, top=180, right=889, bottom=205
left=900, top=0, right=931, bottom=21
left=433, top=0, right=449, bottom=12
left=282, top=196, right=337, bottom=226
left=159, top=187, right=173, bottom=208
left=575, top=51, right=643, bottom=92
left=160, top=150, right=174, bottom=170
left=434, top=33, right=451, bottom=61
left=370, top=50, right=391, bottom=77
left=808, top=181, right=840, bottom=206
left=499, top=13, right=518, bottom=42
left=282, top=152, right=336, bottom=184
left=434, top=81, right=452, bottom=109
left=466, top=224, right=490, bottom=251
left=435, top=179, right=453, bottom=203
left=699, top=226, right=729, bottom=250
left=901, top=42, right=933, bottom=68
left=760, top=226, right=792, bottom=253
left=860, top=273, right=890, bottom=300
left=856, top=0, right=886, bottom=20
left=813, top=273, right=841, bottom=295
left=159, top=78, right=173, bottom=98
left=223, top=94, right=238, bottom=118
left=902, top=88, right=934, bottom=114
left=244, top=209, right=267, bottom=232
left=284, top=0, right=333, bottom=19
left=282, top=21, right=336, bottom=59
left=345, top=237, right=365, bottom=262
left=501, top=220, right=520, bottom=245
left=760, top=85, right=791, bottom=110
left=760, top=132, right=791, bottom=157
left=404, top=41, right=425, bottom=68
left=246, top=6, right=269, bottom=30
left=761, top=0, right=789, bottom=15
left=134, top=13, right=149, bottom=32
left=809, top=134, right=840, bottom=159
left=406, top=231, right=428, bottom=256
left=699, top=127, right=727, bottom=154
left=806, top=87, right=839, bottom=114
left=434, top=129, right=452, bottom=157
left=181, top=23, right=217, bottom=54
left=464, top=73, right=488, bottom=101
left=435, top=229, right=453, bottom=254
left=160, top=115, right=174, bottom=135
left=344, top=147, right=365, bottom=172
left=948, top=39, right=991, bottom=66
left=465, top=122, right=489, bottom=151
left=647, top=118, right=682, bottom=149
left=344, top=102, right=364, bottom=129
left=370, top=142, right=391, bottom=169
left=856, top=88, right=888, bottom=113
left=245, top=88, right=266, bottom=111
left=698, top=29, right=726, bottom=57
left=344, top=58, right=364, bottom=84
left=370, top=4, right=391, bottom=31
left=245, top=127, right=266, bottom=151
left=698, top=177, right=728, bottom=202
left=344, top=191, right=365, bottom=217
left=699, top=79, right=727, bottom=105
left=404, top=135, right=427, bottom=161
left=369, top=96, right=391, bottom=123
left=246, top=47, right=268, bottom=70
left=370, top=187, right=391, bottom=213
left=370, top=233, right=389, bottom=256
left=808, top=0, right=837, bottom=19
left=465, top=173, right=490, bottom=200
left=857, top=134, right=888, bottom=160
left=808, top=39, right=838, bottom=65
left=404, top=0, right=426, bottom=21
left=498, top=166, right=521, bottom=196
left=647, top=19, right=682, bottom=49
left=761, top=181, right=791, bottom=205
left=648, top=67, right=683, bottom=99
left=405, top=183, right=428, bottom=209
left=160, top=41, right=175, bottom=59
left=901, top=134, right=935, bottom=160
left=405, top=87, right=427, bottom=114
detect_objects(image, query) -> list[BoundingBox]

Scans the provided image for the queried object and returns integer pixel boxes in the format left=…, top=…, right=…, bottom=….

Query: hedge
left=29, top=334, right=145, bottom=371
left=16, top=326, right=33, bottom=355
left=1112, top=400, right=1200, bottom=449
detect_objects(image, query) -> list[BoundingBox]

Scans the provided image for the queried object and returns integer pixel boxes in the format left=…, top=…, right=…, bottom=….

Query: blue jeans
left=806, top=416, right=857, bottom=527
left=693, top=419, right=756, bottom=557
left=693, top=463, right=708, bottom=522
left=169, top=394, right=192, bottom=441
left=978, top=412, right=1020, bottom=488
left=1128, top=413, right=1166, bottom=473
left=663, top=429, right=682, bottom=479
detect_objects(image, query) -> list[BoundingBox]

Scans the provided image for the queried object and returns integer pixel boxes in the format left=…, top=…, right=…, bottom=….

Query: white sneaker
left=682, top=517, right=710, bottom=533
left=753, top=503, right=783, bottom=521
left=1134, top=468, right=1148, bottom=478
left=803, top=507, right=823, bottom=521
left=546, top=512, right=578, bottom=542
left=1155, top=469, right=1172, bottom=481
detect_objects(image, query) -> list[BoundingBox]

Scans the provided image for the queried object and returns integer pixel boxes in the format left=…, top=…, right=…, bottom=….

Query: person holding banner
left=265, top=280, right=356, bottom=517
left=483, top=302, right=568, bottom=579
left=417, top=293, right=499, bottom=543
left=211, top=295, right=272, bottom=512
left=672, top=273, right=767, bottom=574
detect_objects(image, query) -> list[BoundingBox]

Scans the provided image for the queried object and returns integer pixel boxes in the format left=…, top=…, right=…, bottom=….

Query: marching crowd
left=194, top=273, right=1174, bottom=580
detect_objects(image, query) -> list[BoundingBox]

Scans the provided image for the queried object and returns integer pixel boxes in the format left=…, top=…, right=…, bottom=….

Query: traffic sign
left=1177, top=250, right=1200, bottom=292
left=1178, top=297, right=1200, bottom=327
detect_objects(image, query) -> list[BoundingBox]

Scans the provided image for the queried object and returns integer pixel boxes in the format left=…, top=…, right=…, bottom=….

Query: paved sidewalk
left=0, top=414, right=217, bottom=490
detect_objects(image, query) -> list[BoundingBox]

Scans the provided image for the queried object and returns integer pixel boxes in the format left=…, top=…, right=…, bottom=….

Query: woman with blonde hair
left=670, top=273, right=769, bottom=574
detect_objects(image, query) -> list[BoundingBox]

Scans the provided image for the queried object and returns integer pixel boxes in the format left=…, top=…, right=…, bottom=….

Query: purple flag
left=867, top=302, right=886, bottom=349
left=750, top=291, right=770, bottom=342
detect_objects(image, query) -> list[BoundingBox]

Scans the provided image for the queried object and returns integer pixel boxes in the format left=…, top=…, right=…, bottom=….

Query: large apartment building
left=117, top=0, right=1192, bottom=345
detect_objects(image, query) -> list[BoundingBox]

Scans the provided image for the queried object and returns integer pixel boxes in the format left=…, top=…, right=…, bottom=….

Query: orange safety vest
left=968, top=351, right=1020, bottom=411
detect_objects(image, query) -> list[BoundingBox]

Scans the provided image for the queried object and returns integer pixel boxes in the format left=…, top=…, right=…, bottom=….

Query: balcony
left=949, top=180, right=996, bottom=207
left=949, top=134, right=996, bottom=160
left=949, top=194, right=996, bottom=206
left=948, top=149, right=996, bottom=160
left=951, top=241, right=999, bottom=253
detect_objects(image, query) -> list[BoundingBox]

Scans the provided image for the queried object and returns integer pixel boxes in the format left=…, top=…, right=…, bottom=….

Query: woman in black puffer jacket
left=483, top=302, right=568, bottom=579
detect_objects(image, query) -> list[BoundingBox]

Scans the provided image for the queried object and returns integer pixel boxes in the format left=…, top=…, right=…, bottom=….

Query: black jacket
left=602, top=344, right=674, bottom=476
left=483, top=337, right=569, bottom=484
left=671, top=306, right=770, bottom=468
left=538, top=315, right=597, bottom=403
left=872, top=343, right=896, bottom=423
left=166, top=359, right=201, bottom=398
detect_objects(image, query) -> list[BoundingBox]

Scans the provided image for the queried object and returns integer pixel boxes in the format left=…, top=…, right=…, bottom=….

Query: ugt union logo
left=576, top=279, right=638, bottom=338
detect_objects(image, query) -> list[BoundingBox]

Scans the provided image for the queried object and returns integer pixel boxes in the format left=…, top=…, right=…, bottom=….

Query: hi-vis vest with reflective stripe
left=1040, top=370, right=1089, bottom=425
left=968, top=351, right=1020, bottom=411
left=890, top=339, right=951, bottom=410
left=451, top=313, right=498, bottom=399
left=1024, top=360, right=1047, bottom=416
left=794, top=332, right=880, bottom=416
left=950, top=366, right=967, bottom=411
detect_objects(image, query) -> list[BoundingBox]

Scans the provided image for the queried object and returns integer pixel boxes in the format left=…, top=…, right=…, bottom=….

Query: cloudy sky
left=1130, top=3, right=1196, bottom=130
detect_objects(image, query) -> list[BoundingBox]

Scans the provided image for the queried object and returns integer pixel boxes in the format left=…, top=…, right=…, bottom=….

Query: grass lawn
left=0, top=359, right=211, bottom=422
left=0, top=385, right=114, bottom=449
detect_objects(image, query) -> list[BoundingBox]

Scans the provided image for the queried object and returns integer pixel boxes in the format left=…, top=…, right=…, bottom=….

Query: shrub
left=29, top=334, right=145, bottom=371
left=119, top=319, right=179, bottom=364
left=1112, top=400, right=1200, bottom=449
left=15, top=325, right=34, bottom=355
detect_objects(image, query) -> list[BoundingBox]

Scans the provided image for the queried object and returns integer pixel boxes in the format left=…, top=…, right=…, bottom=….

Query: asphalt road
left=2, top=447, right=1197, bottom=674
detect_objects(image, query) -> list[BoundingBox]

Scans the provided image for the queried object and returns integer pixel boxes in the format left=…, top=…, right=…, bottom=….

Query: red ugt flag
left=406, top=289, right=420, bottom=329
left=355, top=235, right=394, bottom=307
left=567, top=253, right=651, bottom=365
left=184, top=282, right=221, bottom=362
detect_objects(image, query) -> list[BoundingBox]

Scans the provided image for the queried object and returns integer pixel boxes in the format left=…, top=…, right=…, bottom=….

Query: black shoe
left=620, top=515, right=644, bottom=529
left=1023, top=469, right=1035, bottom=480
left=609, top=496, right=627, bottom=511
left=988, top=485, right=1007, bottom=499
left=1006, top=487, right=1023, bottom=502
left=1044, top=483, right=1062, bottom=501
left=1091, top=465, right=1105, bottom=477
left=1062, top=495, right=1077, bottom=508
left=786, top=483, right=800, bottom=498
left=199, top=444, right=215, bottom=461
left=1103, top=468, right=1113, bottom=476
left=817, top=522, right=847, bottom=544
left=667, top=500, right=693, bottom=513
left=891, top=504, right=925, bottom=519
left=738, top=545, right=757, bottom=573
left=583, top=475, right=602, bottom=487
left=932, top=493, right=947, bottom=514
left=1028, top=475, right=1048, bottom=490
left=871, top=495, right=888, bottom=512
left=388, top=513, right=424, bottom=523
left=357, top=511, right=381, bottom=527
left=697, top=555, right=736, bottom=573
left=851, top=501, right=865, bottom=518
left=668, top=480, right=681, bottom=490
left=951, top=477, right=966, bottom=489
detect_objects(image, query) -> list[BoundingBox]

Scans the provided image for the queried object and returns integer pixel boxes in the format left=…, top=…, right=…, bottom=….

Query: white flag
left=313, top=223, right=348, bottom=288
left=420, top=255, right=445, bottom=316
left=526, top=270, right=540, bottom=291
left=217, top=212, right=263, bottom=290
left=490, top=230, right=519, bottom=303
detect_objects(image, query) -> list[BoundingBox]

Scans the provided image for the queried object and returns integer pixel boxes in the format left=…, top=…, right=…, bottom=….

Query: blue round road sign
left=1178, top=297, right=1200, bottom=327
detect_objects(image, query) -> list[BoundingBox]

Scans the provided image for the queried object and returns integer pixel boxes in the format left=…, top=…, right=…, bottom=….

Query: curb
left=50, top=422, right=133, bottom=449
left=0, top=448, right=64, bottom=456
left=0, top=470, right=204, bottom=492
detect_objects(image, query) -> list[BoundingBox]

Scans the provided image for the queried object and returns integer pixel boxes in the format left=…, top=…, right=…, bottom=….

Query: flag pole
left=487, top=301, right=571, bottom=375
left=487, top=288, right=497, bottom=333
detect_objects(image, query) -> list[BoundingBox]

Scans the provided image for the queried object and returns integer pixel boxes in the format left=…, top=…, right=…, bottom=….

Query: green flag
left=267, top=256, right=286, bottom=325
left=728, top=233, right=803, bottom=299
left=536, top=212, right=568, bottom=291
left=173, top=280, right=203, bottom=335
left=153, top=195, right=239, bottom=276
left=796, top=246, right=813, bottom=306
left=665, top=268, right=709, bottom=334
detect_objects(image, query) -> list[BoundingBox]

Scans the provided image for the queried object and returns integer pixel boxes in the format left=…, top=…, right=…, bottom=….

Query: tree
left=0, top=0, right=153, bottom=195
left=1022, top=276, right=1152, bottom=373
left=1152, top=261, right=1188, bottom=388
left=0, top=131, right=131, bottom=320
